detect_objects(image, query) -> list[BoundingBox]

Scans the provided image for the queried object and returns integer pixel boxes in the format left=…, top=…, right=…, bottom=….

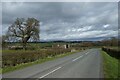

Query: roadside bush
left=102, top=47, right=119, bottom=59
left=2, top=48, right=71, bottom=68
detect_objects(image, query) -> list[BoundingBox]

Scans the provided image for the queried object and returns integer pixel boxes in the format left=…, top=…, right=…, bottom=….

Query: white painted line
left=85, top=52, right=89, bottom=55
left=72, top=55, right=83, bottom=62
left=39, top=67, right=62, bottom=79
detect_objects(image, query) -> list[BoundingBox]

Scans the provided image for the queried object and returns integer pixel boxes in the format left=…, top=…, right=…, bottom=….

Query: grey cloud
left=2, top=2, right=118, bottom=41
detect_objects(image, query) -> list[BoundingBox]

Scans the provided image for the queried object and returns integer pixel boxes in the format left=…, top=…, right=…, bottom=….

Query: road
left=3, top=48, right=103, bottom=79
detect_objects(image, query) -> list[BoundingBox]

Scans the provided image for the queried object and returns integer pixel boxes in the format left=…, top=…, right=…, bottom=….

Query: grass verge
left=0, top=68, right=2, bottom=73
left=101, top=50, right=118, bottom=78
left=2, top=50, right=79, bottom=74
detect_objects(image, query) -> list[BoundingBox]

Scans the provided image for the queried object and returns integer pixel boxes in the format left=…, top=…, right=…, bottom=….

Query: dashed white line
left=72, top=55, right=83, bottom=62
left=39, top=67, right=62, bottom=79
left=37, top=51, right=90, bottom=79
left=85, top=52, right=89, bottom=55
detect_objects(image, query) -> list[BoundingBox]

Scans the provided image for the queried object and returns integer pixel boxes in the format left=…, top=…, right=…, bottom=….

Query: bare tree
left=7, top=18, right=40, bottom=50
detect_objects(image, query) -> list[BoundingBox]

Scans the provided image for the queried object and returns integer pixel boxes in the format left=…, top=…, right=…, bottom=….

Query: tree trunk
left=23, top=42, right=26, bottom=50
left=22, top=36, right=30, bottom=50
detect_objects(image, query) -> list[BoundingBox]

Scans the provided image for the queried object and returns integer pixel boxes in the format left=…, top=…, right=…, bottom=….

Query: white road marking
left=72, top=55, right=83, bottom=62
left=85, top=52, right=89, bottom=55
left=39, top=67, right=62, bottom=79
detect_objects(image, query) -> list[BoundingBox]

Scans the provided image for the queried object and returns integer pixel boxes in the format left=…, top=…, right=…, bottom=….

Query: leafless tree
left=7, top=18, right=40, bottom=50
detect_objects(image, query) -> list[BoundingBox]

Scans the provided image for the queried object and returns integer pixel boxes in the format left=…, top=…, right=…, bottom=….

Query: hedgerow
left=2, top=48, right=71, bottom=68
left=102, top=47, right=119, bottom=59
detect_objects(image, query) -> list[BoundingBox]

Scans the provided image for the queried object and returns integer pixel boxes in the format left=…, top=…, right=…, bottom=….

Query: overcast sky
left=2, top=2, right=118, bottom=41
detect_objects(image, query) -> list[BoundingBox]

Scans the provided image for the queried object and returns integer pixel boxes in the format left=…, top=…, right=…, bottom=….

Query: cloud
left=67, top=26, right=92, bottom=32
left=2, top=2, right=118, bottom=41
left=1, top=0, right=119, bottom=2
left=103, top=24, right=110, bottom=28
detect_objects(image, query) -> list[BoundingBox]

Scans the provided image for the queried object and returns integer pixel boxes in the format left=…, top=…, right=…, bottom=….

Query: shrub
left=102, top=47, right=119, bottom=59
left=2, top=48, right=71, bottom=68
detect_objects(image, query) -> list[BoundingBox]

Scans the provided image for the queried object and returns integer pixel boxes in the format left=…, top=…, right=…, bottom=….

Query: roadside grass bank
left=101, top=50, right=118, bottom=78
left=2, top=50, right=80, bottom=74
left=0, top=68, right=2, bottom=74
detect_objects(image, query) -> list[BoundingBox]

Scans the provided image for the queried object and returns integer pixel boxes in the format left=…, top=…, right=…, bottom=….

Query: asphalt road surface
left=3, top=48, right=103, bottom=79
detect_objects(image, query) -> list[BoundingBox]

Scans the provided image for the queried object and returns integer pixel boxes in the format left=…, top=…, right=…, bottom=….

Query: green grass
left=101, top=50, right=119, bottom=78
left=0, top=68, right=2, bottom=73
left=2, top=50, right=79, bottom=74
